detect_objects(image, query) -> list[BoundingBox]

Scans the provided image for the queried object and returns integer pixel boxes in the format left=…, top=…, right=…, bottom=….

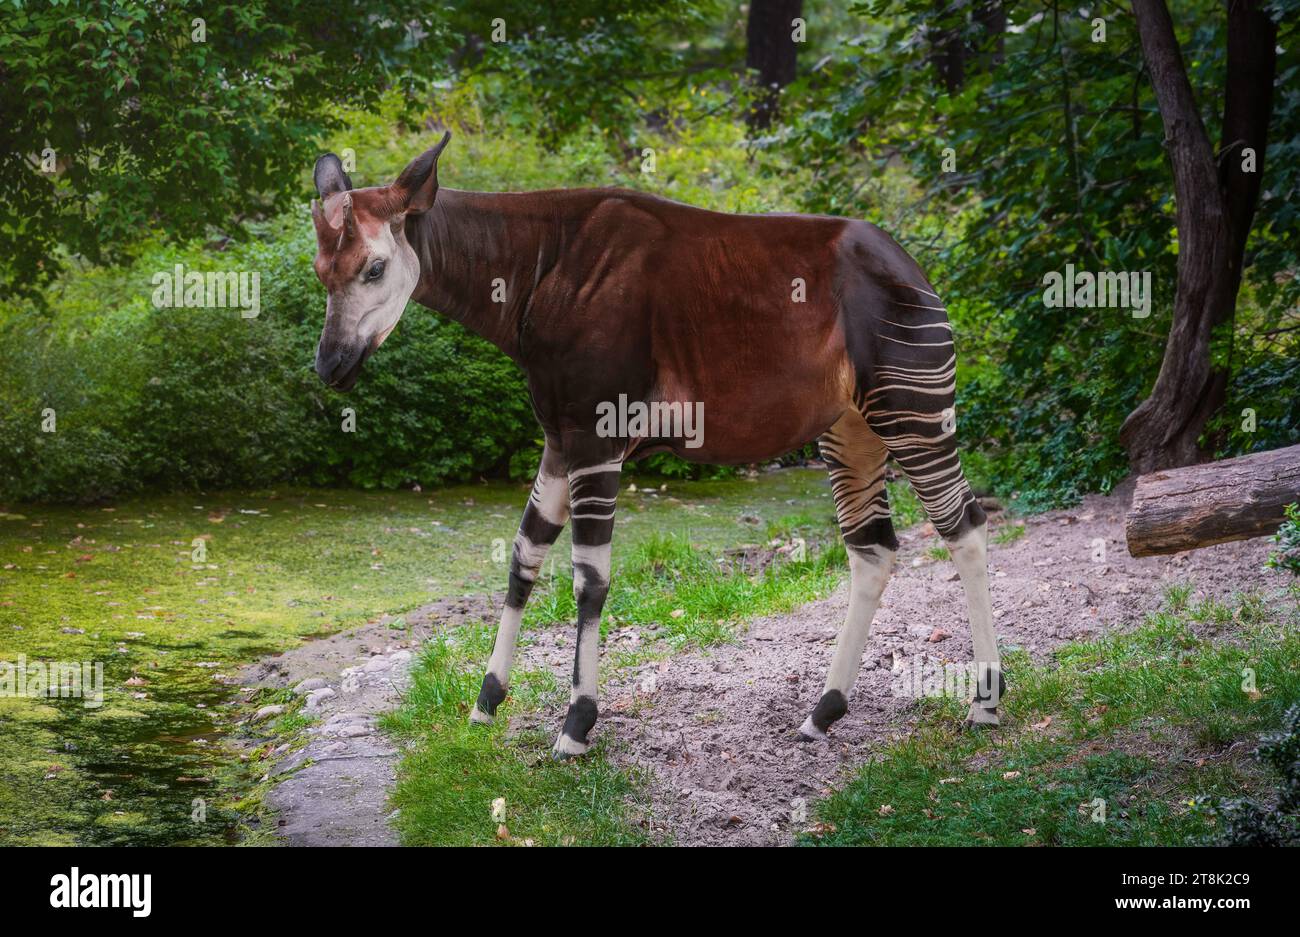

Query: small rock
left=305, top=687, right=336, bottom=710
left=293, top=677, right=328, bottom=695
left=254, top=704, right=286, bottom=721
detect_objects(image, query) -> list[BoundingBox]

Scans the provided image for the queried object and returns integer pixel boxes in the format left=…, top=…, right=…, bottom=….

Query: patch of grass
left=805, top=588, right=1300, bottom=846
left=523, top=533, right=850, bottom=649
left=887, top=480, right=925, bottom=530
left=992, top=523, right=1026, bottom=545
left=382, top=634, right=648, bottom=847
left=925, top=545, right=950, bottom=562
left=1162, top=582, right=1194, bottom=612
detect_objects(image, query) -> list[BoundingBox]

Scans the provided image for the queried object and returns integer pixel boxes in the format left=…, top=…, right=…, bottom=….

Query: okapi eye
left=365, top=260, right=385, bottom=281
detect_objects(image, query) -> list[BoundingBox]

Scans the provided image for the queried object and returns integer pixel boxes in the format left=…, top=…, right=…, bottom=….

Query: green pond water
left=0, top=470, right=841, bottom=845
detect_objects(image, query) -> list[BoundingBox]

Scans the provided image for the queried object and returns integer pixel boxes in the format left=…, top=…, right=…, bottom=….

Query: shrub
left=1266, top=504, right=1300, bottom=577
left=1210, top=703, right=1300, bottom=846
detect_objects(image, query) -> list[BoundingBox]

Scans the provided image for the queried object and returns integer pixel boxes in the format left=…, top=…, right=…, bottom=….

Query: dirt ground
left=250, top=484, right=1283, bottom=846
left=517, top=484, right=1282, bottom=845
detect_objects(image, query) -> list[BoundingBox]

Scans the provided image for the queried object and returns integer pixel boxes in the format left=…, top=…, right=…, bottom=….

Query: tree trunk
left=1125, top=444, right=1300, bottom=557
left=930, top=1, right=966, bottom=94
left=746, top=0, right=803, bottom=128
left=973, top=2, right=1006, bottom=69
left=1121, top=0, right=1277, bottom=474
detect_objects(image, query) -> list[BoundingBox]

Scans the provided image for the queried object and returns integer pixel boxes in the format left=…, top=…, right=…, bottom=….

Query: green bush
left=1267, top=504, right=1300, bottom=577
left=0, top=220, right=536, bottom=502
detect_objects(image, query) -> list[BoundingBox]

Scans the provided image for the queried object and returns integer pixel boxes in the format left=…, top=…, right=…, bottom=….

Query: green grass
left=992, top=523, right=1026, bottom=545
left=382, top=632, right=648, bottom=846
left=524, top=479, right=916, bottom=651
left=804, top=586, right=1300, bottom=846
left=523, top=531, right=847, bottom=649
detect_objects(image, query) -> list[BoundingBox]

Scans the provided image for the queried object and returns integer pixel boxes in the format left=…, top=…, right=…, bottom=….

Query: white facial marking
left=323, top=208, right=422, bottom=353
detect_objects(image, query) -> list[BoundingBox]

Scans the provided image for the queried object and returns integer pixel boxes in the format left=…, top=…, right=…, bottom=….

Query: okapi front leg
left=471, top=451, right=570, bottom=725
left=553, top=460, right=621, bottom=758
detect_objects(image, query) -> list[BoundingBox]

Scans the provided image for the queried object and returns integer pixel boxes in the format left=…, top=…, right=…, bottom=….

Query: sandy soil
left=249, top=484, right=1284, bottom=846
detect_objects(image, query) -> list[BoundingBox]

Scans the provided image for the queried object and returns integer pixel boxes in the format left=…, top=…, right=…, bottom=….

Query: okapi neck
left=407, top=187, right=552, bottom=363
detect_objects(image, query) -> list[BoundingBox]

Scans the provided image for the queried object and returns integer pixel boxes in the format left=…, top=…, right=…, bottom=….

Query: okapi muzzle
left=305, top=131, right=1004, bottom=757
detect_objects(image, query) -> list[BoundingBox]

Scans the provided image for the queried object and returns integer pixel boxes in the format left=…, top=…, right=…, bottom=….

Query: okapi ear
left=310, top=198, right=331, bottom=240
left=313, top=153, right=353, bottom=199
left=392, top=131, right=452, bottom=214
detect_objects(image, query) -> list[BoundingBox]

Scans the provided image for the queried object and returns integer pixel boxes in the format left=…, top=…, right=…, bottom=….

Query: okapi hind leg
left=470, top=448, right=570, bottom=725
left=948, top=522, right=1003, bottom=727
left=553, top=459, right=622, bottom=758
left=864, top=426, right=1003, bottom=727
left=859, top=305, right=1005, bottom=726
left=800, top=411, right=898, bottom=742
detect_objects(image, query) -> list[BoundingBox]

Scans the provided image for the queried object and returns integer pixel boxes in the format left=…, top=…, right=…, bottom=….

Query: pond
left=0, top=469, right=847, bottom=845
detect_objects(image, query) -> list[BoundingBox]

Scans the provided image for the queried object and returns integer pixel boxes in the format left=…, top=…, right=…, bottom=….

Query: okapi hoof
left=797, top=689, right=847, bottom=742
left=551, top=735, right=591, bottom=760
left=963, top=702, right=1000, bottom=729
left=471, top=673, right=506, bottom=725
left=553, top=696, right=597, bottom=759
left=964, top=669, right=1006, bottom=728
left=796, top=717, right=828, bottom=743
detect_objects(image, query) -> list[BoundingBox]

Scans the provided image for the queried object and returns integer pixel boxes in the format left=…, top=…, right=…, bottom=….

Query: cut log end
left=1125, top=444, right=1300, bottom=558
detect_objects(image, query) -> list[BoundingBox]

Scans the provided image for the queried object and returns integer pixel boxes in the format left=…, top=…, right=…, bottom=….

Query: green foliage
left=5, top=2, right=1297, bottom=509
left=0, top=223, right=534, bottom=500
left=455, top=0, right=720, bottom=143
left=1267, top=504, right=1300, bottom=577
left=786, top=1, right=1300, bottom=508
left=1209, top=702, right=1300, bottom=846
left=0, top=0, right=458, bottom=298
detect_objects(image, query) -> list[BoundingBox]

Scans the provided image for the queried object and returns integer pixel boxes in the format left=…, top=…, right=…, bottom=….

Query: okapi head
left=310, top=131, right=451, bottom=390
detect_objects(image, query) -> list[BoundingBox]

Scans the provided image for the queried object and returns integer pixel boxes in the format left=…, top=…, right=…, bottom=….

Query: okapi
left=309, top=132, right=1003, bottom=758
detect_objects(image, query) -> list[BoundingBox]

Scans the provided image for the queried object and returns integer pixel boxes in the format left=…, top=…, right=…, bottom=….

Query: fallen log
left=1125, top=443, right=1300, bottom=557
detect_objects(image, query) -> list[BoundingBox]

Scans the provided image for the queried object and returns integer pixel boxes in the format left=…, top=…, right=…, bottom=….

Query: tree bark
left=1120, top=0, right=1277, bottom=474
left=1125, top=444, right=1300, bottom=557
left=746, top=0, right=803, bottom=128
